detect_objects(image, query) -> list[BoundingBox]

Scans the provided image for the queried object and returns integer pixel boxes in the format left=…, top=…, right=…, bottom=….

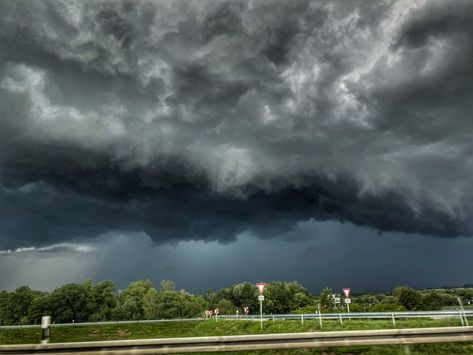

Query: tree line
left=0, top=279, right=472, bottom=325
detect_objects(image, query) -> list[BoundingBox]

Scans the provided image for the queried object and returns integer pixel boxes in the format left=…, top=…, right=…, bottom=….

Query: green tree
left=203, top=290, right=218, bottom=309
left=231, top=282, right=258, bottom=311
left=27, top=293, right=52, bottom=324
left=89, top=280, right=116, bottom=321
left=292, top=291, right=312, bottom=311
left=265, top=282, right=292, bottom=314
left=180, top=292, right=206, bottom=318
left=0, top=291, right=9, bottom=325
left=159, top=280, right=176, bottom=292
left=319, top=287, right=333, bottom=311
left=50, top=283, right=92, bottom=323
left=393, top=286, right=422, bottom=310
left=121, top=297, right=141, bottom=320
left=420, top=291, right=444, bottom=310
left=143, top=288, right=160, bottom=319
left=215, top=287, right=233, bottom=304
left=216, top=298, right=235, bottom=314
left=8, top=286, right=34, bottom=324
left=155, top=291, right=184, bottom=318
left=264, top=282, right=312, bottom=314
left=119, top=279, right=154, bottom=320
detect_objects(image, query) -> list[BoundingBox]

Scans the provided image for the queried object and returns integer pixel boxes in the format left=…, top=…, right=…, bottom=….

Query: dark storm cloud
left=1, top=0, right=473, bottom=248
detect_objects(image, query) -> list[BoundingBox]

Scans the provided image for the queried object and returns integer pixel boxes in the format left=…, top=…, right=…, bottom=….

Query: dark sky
left=0, top=0, right=472, bottom=293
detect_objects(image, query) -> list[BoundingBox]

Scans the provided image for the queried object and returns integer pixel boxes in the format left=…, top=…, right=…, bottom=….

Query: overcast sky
left=0, top=0, right=472, bottom=293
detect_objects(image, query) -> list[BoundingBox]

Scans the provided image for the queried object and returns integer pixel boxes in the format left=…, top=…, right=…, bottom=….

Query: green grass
left=191, top=317, right=467, bottom=335
left=1, top=318, right=472, bottom=354
left=0, top=328, right=39, bottom=345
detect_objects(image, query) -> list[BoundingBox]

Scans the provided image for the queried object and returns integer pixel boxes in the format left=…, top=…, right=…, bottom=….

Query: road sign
left=344, top=298, right=351, bottom=304
left=243, top=306, right=249, bottom=315
left=255, top=285, right=267, bottom=330
left=256, top=283, right=268, bottom=295
left=333, top=297, right=341, bottom=304
left=343, top=288, right=351, bottom=298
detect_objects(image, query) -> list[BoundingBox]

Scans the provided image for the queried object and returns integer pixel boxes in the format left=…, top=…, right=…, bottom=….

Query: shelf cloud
left=1, top=0, right=473, bottom=249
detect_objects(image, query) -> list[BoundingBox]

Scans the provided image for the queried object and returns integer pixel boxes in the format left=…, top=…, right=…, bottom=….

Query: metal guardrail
left=0, top=326, right=472, bottom=353
left=0, top=318, right=206, bottom=329
left=221, top=310, right=473, bottom=321
left=1, top=310, right=471, bottom=329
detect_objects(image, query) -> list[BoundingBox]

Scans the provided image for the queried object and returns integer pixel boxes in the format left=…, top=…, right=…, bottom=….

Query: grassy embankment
left=1, top=318, right=472, bottom=354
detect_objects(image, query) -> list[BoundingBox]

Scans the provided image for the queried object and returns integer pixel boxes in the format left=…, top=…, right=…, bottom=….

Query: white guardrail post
left=41, top=316, right=51, bottom=344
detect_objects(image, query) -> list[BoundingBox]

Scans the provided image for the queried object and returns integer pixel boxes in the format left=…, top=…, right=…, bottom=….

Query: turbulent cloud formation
left=1, top=0, right=473, bottom=248
left=0, top=242, right=95, bottom=255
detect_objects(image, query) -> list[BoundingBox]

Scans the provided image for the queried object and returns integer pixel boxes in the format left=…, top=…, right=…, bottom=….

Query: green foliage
left=202, top=289, right=219, bottom=309
left=180, top=293, right=206, bottom=318
left=113, top=281, right=206, bottom=320
left=50, top=282, right=93, bottom=323
left=142, top=288, right=160, bottom=319
left=159, top=280, right=176, bottom=292
left=319, top=287, right=333, bottom=311
left=27, top=294, right=52, bottom=324
left=348, top=293, right=406, bottom=312
left=89, top=280, right=116, bottom=321
left=0, top=286, right=36, bottom=325
left=420, top=291, right=444, bottom=310
left=420, top=290, right=457, bottom=310
left=117, top=279, right=154, bottom=320
left=155, top=291, right=184, bottom=318
left=231, top=282, right=259, bottom=311
left=12, top=286, right=34, bottom=324
left=393, top=286, right=422, bottom=310
left=216, top=298, right=235, bottom=314
left=264, top=281, right=312, bottom=314
left=292, top=305, right=317, bottom=314
left=1, top=279, right=473, bottom=326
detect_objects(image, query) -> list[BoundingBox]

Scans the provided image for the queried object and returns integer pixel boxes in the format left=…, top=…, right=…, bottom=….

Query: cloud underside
left=1, top=0, right=473, bottom=248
